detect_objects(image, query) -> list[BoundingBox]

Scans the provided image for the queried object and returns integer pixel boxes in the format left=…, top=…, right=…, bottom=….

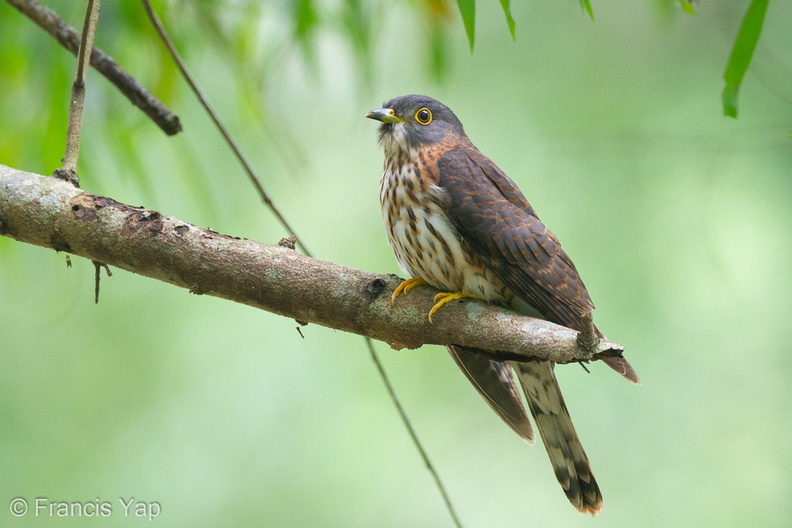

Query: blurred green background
left=1, top=0, right=791, bottom=526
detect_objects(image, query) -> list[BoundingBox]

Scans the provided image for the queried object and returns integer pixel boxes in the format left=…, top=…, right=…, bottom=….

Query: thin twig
left=366, top=339, right=464, bottom=528
left=53, top=0, right=100, bottom=186
left=93, top=260, right=112, bottom=303
left=73, top=1, right=99, bottom=97
left=139, top=0, right=311, bottom=256
left=5, top=0, right=181, bottom=136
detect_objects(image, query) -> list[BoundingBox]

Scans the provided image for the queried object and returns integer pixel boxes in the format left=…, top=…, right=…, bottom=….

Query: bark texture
left=0, top=164, right=623, bottom=363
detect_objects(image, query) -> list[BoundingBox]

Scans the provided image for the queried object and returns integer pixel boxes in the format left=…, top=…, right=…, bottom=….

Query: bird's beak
left=365, top=107, right=405, bottom=123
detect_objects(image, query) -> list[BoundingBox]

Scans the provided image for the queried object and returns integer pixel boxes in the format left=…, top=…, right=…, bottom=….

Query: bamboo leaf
left=678, top=0, right=697, bottom=15
left=456, top=0, right=475, bottom=50
left=722, top=0, right=769, bottom=118
left=578, top=0, right=594, bottom=20
left=499, top=0, right=516, bottom=40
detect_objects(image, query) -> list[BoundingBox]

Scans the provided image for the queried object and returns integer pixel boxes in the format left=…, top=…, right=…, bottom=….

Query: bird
left=366, top=94, right=639, bottom=515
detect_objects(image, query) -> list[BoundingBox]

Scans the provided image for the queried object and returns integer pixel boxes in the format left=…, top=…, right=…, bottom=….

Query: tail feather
left=448, top=346, right=603, bottom=514
left=447, top=345, right=534, bottom=443
left=591, top=323, right=641, bottom=385
left=602, top=355, right=641, bottom=385
left=514, top=361, right=603, bottom=515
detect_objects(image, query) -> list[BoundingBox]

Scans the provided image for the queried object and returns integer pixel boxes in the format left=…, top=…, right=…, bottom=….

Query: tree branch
left=53, top=0, right=101, bottom=186
left=0, top=164, right=624, bottom=364
left=4, top=0, right=182, bottom=136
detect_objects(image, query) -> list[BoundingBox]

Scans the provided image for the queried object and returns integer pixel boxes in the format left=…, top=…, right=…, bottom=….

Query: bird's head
left=365, top=94, right=466, bottom=159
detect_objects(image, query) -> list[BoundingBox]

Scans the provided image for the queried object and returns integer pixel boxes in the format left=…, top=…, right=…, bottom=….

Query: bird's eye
left=414, top=108, right=432, bottom=125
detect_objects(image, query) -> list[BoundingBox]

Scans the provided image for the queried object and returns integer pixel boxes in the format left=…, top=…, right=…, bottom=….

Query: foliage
left=722, top=0, right=769, bottom=117
left=452, top=0, right=770, bottom=117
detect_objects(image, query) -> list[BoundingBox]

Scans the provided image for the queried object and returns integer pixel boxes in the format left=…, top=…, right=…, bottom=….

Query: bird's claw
left=390, top=277, right=428, bottom=304
left=428, top=291, right=471, bottom=323
left=392, top=279, right=472, bottom=324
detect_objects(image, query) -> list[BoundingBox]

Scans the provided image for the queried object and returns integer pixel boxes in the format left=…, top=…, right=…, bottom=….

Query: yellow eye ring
left=414, top=108, right=432, bottom=125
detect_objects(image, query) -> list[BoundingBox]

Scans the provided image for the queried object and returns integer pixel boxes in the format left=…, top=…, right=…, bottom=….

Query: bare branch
left=93, top=260, right=111, bottom=303
left=0, top=164, right=625, bottom=364
left=4, top=0, right=182, bottom=136
left=54, top=0, right=101, bottom=185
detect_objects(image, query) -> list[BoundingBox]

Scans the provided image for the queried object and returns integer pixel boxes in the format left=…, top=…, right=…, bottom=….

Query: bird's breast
left=379, top=158, right=511, bottom=304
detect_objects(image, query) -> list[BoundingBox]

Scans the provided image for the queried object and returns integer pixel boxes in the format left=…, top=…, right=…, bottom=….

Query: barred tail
left=514, top=361, right=603, bottom=514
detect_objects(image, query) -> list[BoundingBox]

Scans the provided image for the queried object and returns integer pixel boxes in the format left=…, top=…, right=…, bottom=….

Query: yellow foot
left=428, top=292, right=473, bottom=324
left=391, top=277, right=428, bottom=304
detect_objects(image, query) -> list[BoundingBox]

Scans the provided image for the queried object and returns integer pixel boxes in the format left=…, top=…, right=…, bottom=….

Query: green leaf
left=721, top=0, right=769, bottom=118
left=291, top=0, right=319, bottom=70
left=342, top=0, right=373, bottom=83
left=456, top=0, right=475, bottom=50
left=498, top=0, right=516, bottom=40
left=578, top=0, right=594, bottom=20
left=293, top=0, right=318, bottom=40
left=429, top=27, right=450, bottom=82
left=678, top=0, right=697, bottom=15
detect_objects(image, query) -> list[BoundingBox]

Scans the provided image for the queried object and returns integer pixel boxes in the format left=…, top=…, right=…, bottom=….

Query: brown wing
left=437, top=146, right=640, bottom=384
left=436, top=146, right=593, bottom=331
